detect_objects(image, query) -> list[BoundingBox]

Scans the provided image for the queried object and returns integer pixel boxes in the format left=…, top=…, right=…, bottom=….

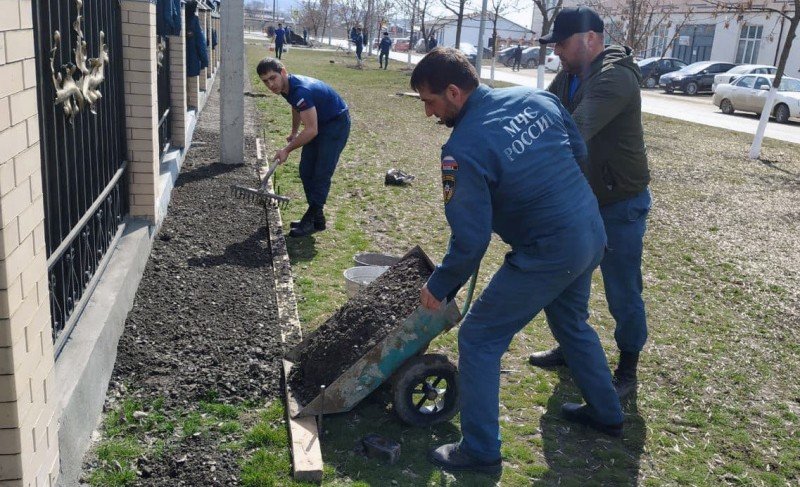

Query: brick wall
left=0, top=1, right=60, bottom=485
left=121, top=0, right=159, bottom=220
left=169, top=11, right=188, bottom=148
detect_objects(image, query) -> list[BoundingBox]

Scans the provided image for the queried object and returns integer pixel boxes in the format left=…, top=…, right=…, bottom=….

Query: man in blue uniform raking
left=257, top=58, right=351, bottom=238
left=413, top=48, right=623, bottom=474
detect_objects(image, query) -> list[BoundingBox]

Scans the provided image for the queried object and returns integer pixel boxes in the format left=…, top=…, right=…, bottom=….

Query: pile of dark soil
left=84, top=85, right=286, bottom=485
left=287, top=249, right=432, bottom=405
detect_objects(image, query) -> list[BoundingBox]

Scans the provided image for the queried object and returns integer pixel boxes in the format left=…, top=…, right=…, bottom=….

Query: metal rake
left=230, top=158, right=290, bottom=209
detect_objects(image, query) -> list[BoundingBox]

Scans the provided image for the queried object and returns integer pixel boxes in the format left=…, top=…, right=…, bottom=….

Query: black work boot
left=428, top=443, right=502, bottom=475
left=289, top=205, right=324, bottom=238
left=528, top=346, right=566, bottom=368
left=561, top=403, right=623, bottom=437
left=290, top=206, right=326, bottom=230
left=613, top=351, right=639, bottom=398
left=289, top=206, right=312, bottom=229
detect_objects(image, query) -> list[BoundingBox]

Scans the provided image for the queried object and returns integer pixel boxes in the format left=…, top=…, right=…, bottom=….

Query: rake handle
left=260, top=157, right=281, bottom=190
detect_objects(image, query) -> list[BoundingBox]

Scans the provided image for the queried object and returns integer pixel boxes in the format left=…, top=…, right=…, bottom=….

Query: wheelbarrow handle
left=460, top=267, right=480, bottom=317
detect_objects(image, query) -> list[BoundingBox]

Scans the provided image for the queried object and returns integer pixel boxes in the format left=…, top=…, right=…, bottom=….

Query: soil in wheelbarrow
left=288, top=249, right=433, bottom=405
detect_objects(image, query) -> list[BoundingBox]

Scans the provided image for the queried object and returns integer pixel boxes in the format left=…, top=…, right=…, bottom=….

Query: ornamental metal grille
left=32, top=0, right=129, bottom=355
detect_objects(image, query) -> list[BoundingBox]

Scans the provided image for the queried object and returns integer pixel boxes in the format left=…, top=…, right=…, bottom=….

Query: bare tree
left=442, top=0, right=473, bottom=48
left=297, top=0, right=327, bottom=37
left=419, top=0, right=447, bottom=50
left=703, top=0, right=800, bottom=158
left=533, top=0, right=564, bottom=88
left=585, top=0, right=696, bottom=57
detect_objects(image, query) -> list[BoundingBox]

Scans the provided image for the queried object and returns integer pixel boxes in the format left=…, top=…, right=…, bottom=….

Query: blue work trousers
left=275, top=41, right=283, bottom=59
left=299, top=112, right=350, bottom=207
left=457, top=221, right=623, bottom=462
left=355, top=44, right=363, bottom=60
left=599, top=188, right=651, bottom=353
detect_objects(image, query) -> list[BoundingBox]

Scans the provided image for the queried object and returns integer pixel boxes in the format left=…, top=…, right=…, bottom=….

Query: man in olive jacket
left=529, top=7, right=651, bottom=401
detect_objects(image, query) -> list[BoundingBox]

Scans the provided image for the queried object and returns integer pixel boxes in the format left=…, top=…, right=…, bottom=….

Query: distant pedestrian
left=303, top=27, right=308, bottom=44
left=351, top=26, right=365, bottom=66
left=274, top=22, right=285, bottom=59
left=379, top=32, right=392, bottom=69
left=428, top=34, right=437, bottom=52
left=512, top=44, right=523, bottom=71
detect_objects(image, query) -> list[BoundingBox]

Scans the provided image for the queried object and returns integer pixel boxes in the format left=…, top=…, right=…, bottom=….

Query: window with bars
left=736, top=24, right=763, bottom=64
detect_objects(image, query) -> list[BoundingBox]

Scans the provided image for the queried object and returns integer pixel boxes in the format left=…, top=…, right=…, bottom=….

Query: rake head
left=230, top=184, right=290, bottom=209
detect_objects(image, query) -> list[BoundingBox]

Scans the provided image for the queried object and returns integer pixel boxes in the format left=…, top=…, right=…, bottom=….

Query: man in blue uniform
left=351, top=26, right=365, bottom=66
left=257, top=58, right=350, bottom=237
left=412, top=48, right=623, bottom=474
left=530, top=7, right=651, bottom=400
left=378, top=32, right=392, bottom=69
left=274, top=23, right=285, bottom=59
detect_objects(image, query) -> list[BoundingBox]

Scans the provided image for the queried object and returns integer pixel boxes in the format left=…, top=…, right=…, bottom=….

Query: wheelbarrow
left=283, top=246, right=479, bottom=427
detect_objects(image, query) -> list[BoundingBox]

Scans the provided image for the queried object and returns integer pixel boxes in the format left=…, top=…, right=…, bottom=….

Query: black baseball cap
left=539, top=7, right=604, bottom=44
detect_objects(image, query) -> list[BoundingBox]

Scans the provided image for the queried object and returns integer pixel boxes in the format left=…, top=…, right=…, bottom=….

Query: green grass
left=88, top=45, right=800, bottom=485
left=245, top=46, right=800, bottom=485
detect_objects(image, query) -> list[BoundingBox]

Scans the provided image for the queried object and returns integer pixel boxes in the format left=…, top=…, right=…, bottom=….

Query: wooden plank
left=283, top=359, right=323, bottom=482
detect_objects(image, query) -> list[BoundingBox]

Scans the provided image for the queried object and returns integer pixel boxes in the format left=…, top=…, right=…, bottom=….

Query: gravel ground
left=83, top=82, right=286, bottom=485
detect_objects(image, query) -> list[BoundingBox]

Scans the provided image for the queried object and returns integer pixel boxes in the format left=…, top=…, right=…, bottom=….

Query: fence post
left=169, top=8, right=188, bottom=148
left=0, top=1, right=60, bottom=485
left=121, top=0, right=159, bottom=221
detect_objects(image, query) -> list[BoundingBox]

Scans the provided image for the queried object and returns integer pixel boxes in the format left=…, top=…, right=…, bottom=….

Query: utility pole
left=475, top=0, right=488, bottom=75
left=221, top=0, right=244, bottom=165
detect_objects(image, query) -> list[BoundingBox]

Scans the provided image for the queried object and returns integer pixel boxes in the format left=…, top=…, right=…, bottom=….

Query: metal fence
left=157, top=35, right=172, bottom=154
left=32, top=0, right=129, bottom=354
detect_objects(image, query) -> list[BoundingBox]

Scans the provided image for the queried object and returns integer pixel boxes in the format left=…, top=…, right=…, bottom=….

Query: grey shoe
left=528, top=346, right=566, bottom=367
left=428, top=443, right=502, bottom=475
left=561, top=403, right=623, bottom=437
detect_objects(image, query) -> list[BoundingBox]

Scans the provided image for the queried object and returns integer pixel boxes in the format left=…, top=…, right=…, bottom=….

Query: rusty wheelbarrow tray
left=283, top=246, right=463, bottom=425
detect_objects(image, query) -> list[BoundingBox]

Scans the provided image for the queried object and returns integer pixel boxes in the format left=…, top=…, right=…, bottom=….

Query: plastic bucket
left=353, top=252, right=401, bottom=267
left=343, top=265, right=388, bottom=297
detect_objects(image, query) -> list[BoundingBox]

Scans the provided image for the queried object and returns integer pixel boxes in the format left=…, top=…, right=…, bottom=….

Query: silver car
left=712, top=74, right=800, bottom=123
left=712, top=64, right=777, bottom=92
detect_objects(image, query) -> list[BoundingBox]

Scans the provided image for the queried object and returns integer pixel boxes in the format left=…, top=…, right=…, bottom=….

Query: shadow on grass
left=186, top=226, right=271, bottom=268
left=319, top=397, right=498, bottom=486
left=537, top=368, right=645, bottom=486
left=286, top=233, right=319, bottom=263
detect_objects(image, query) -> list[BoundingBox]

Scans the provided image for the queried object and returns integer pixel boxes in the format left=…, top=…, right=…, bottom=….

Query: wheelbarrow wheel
left=392, top=353, right=459, bottom=426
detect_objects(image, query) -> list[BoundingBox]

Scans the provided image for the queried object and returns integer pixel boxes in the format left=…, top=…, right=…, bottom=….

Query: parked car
left=637, top=57, right=687, bottom=88
left=394, top=37, right=411, bottom=52
left=544, top=52, right=561, bottom=71
left=496, top=46, right=518, bottom=66
left=502, top=46, right=554, bottom=69
left=712, top=64, right=777, bottom=92
left=713, top=74, right=800, bottom=123
left=659, top=61, right=738, bottom=95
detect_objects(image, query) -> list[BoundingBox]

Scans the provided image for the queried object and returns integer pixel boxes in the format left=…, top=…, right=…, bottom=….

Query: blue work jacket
left=427, top=85, right=599, bottom=301
left=186, top=15, right=209, bottom=77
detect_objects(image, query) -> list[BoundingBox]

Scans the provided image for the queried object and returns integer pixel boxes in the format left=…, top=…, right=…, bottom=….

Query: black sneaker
left=561, top=403, right=623, bottom=437
left=528, top=346, right=566, bottom=367
left=428, top=443, right=502, bottom=475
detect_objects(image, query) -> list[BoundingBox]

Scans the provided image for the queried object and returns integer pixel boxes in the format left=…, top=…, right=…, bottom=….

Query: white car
left=712, top=74, right=800, bottom=123
left=712, top=64, right=777, bottom=92
left=544, top=53, right=561, bottom=71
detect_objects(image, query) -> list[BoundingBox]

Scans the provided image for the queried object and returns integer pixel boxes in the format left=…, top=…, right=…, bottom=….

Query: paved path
left=246, top=33, right=800, bottom=145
